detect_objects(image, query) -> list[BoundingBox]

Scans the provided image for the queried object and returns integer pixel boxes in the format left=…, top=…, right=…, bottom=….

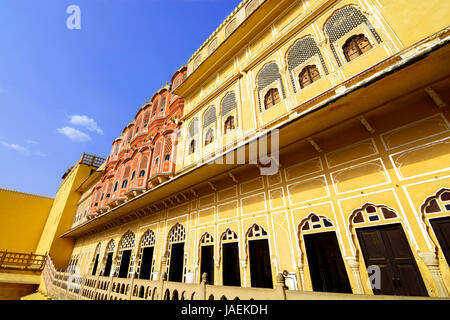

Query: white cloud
left=0, top=141, right=27, bottom=152
left=69, top=115, right=103, bottom=135
left=58, top=127, right=91, bottom=142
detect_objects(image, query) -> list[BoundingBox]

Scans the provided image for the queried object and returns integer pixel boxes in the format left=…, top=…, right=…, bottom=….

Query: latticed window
left=264, top=88, right=280, bottom=109
left=140, top=156, right=148, bottom=170
left=160, top=96, right=166, bottom=112
left=164, top=138, right=172, bottom=161
left=299, top=65, right=321, bottom=89
left=301, top=214, right=334, bottom=231
left=352, top=204, right=398, bottom=224
left=106, top=240, right=115, bottom=253
left=139, top=170, right=145, bottom=177
left=106, top=183, right=112, bottom=197
left=343, top=34, right=372, bottom=62
left=224, top=116, right=235, bottom=134
left=143, top=111, right=150, bottom=127
left=205, top=128, right=214, bottom=146
left=200, top=233, right=214, bottom=245
left=221, top=229, right=238, bottom=242
left=247, top=224, right=268, bottom=239
left=123, top=166, right=131, bottom=179
left=169, top=224, right=186, bottom=244
left=189, top=119, right=199, bottom=139
left=122, top=180, right=128, bottom=189
left=120, top=231, right=135, bottom=249
left=141, top=230, right=156, bottom=247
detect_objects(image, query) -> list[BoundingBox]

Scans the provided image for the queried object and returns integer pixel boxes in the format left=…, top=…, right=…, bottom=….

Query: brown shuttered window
left=299, top=65, right=321, bottom=89
left=264, top=88, right=280, bottom=110
left=343, top=34, right=372, bottom=62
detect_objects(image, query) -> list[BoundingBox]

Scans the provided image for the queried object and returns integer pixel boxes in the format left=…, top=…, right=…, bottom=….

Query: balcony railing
left=41, top=255, right=431, bottom=300
left=0, top=250, right=46, bottom=271
left=79, top=153, right=105, bottom=168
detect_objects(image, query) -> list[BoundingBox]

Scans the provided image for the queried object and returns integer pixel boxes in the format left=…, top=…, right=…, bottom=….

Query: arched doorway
left=136, top=230, right=156, bottom=280
left=421, top=188, right=450, bottom=266
left=167, top=223, right=186, bottom=282
left=299, top=213, right=351, bottom=293
left=91, top=243, right=101, bottom=276
left=103, top=240, right=115, bottom=277
left=351, top=204, right=428, bottom=296
left=221, top=229, right=241, bottom=286
left=199, top=232, right=214, bottom=284
left=246, top=224, right=273, bottom=288
left=116, top=230, right=135, bottom=278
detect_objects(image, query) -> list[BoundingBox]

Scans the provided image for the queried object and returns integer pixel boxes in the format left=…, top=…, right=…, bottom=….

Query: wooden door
left=357, top=224, right=428, bottom=296
left=200, top=245, right=214, bottom=284
left=92, top=254, right=99, bottom=276
left=118, top=249, right=132, bottom=278
left=249, top=239, right=273, bottom=288
left=168, top=243, right=184, bottom=282
left=139, top=246, right=154, bottom=280
left=430, top=217, right=450, bottom=266
left=304, top=231, right=352, bottom=293
left=104, top=252, right=113, bottom=276
left=222, top=242, right=241, bottom=286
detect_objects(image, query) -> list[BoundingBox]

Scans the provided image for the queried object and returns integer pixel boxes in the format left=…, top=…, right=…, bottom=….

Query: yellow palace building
left=1, top=0, right=450, bottom=300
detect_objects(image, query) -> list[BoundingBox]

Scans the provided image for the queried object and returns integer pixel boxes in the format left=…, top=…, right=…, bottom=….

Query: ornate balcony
left=41, top=255, right=430, bottom=301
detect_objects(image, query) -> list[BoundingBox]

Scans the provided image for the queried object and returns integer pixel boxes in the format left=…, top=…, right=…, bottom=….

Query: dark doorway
left=139, top=247, right=154, bottom=280
left=169, top=243, right=184, bottom=282
left=92, top=254, right=100, bottom=276
left=430, top=217, right=450, bottom=266
left=200, top=245, right=214, bottom=284
left=118, top=250, right=132, bottom=279
left=222, top=242, right=241, bottom=286
left=248, top=239, right=273, bottom=288
left=104, top=252, right=113, bottom=277
left=357, top=223, right=428, bottom=296
left=304, top=231, right=352, bottom=293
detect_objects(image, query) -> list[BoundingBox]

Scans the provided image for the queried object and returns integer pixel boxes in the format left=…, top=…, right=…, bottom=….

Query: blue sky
left=0, top=0, right=241, bottom=197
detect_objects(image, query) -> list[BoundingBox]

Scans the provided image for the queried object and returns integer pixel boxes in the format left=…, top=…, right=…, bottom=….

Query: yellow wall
left=0, top=189, right=53, bottom=253
left=35, top=164, right=97, bottom=269
left=58, top=0, right=450, bottom=299
left=177, top=0, right=450, bottom=173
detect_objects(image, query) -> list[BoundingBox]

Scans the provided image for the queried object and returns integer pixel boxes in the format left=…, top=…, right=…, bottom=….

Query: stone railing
left=42, top=256, right=433, bottom=300
left=0, top=250, right=46, bottom=271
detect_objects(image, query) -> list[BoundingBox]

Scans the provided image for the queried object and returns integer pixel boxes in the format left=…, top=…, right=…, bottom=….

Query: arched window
left=343, top=34, right=372, bottom=62
left=224, top=116, right=235, bottom=134
left=116, top=231, right=136, bottom=278
left=139, top=170, right=145, bottom=177
left=140, top=156, right=148, bottom=170
left=160, top=96, right=166, bottom=112
left=131, top=171, right=136, bottom=180
left=189, top=140, right=196, bottom=155
left=299, top=65, right=321, bottom=89
left=164, top=138, right=172, bottom=162
left=143, top=111, right=150, bottom=127
left=113, top=182, right=118, bottom=192
left=205, top=128, right=214, bottom=146
left=122, top=180, right=128, bottom=189
left=264, top=88, right=280, bottom=110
